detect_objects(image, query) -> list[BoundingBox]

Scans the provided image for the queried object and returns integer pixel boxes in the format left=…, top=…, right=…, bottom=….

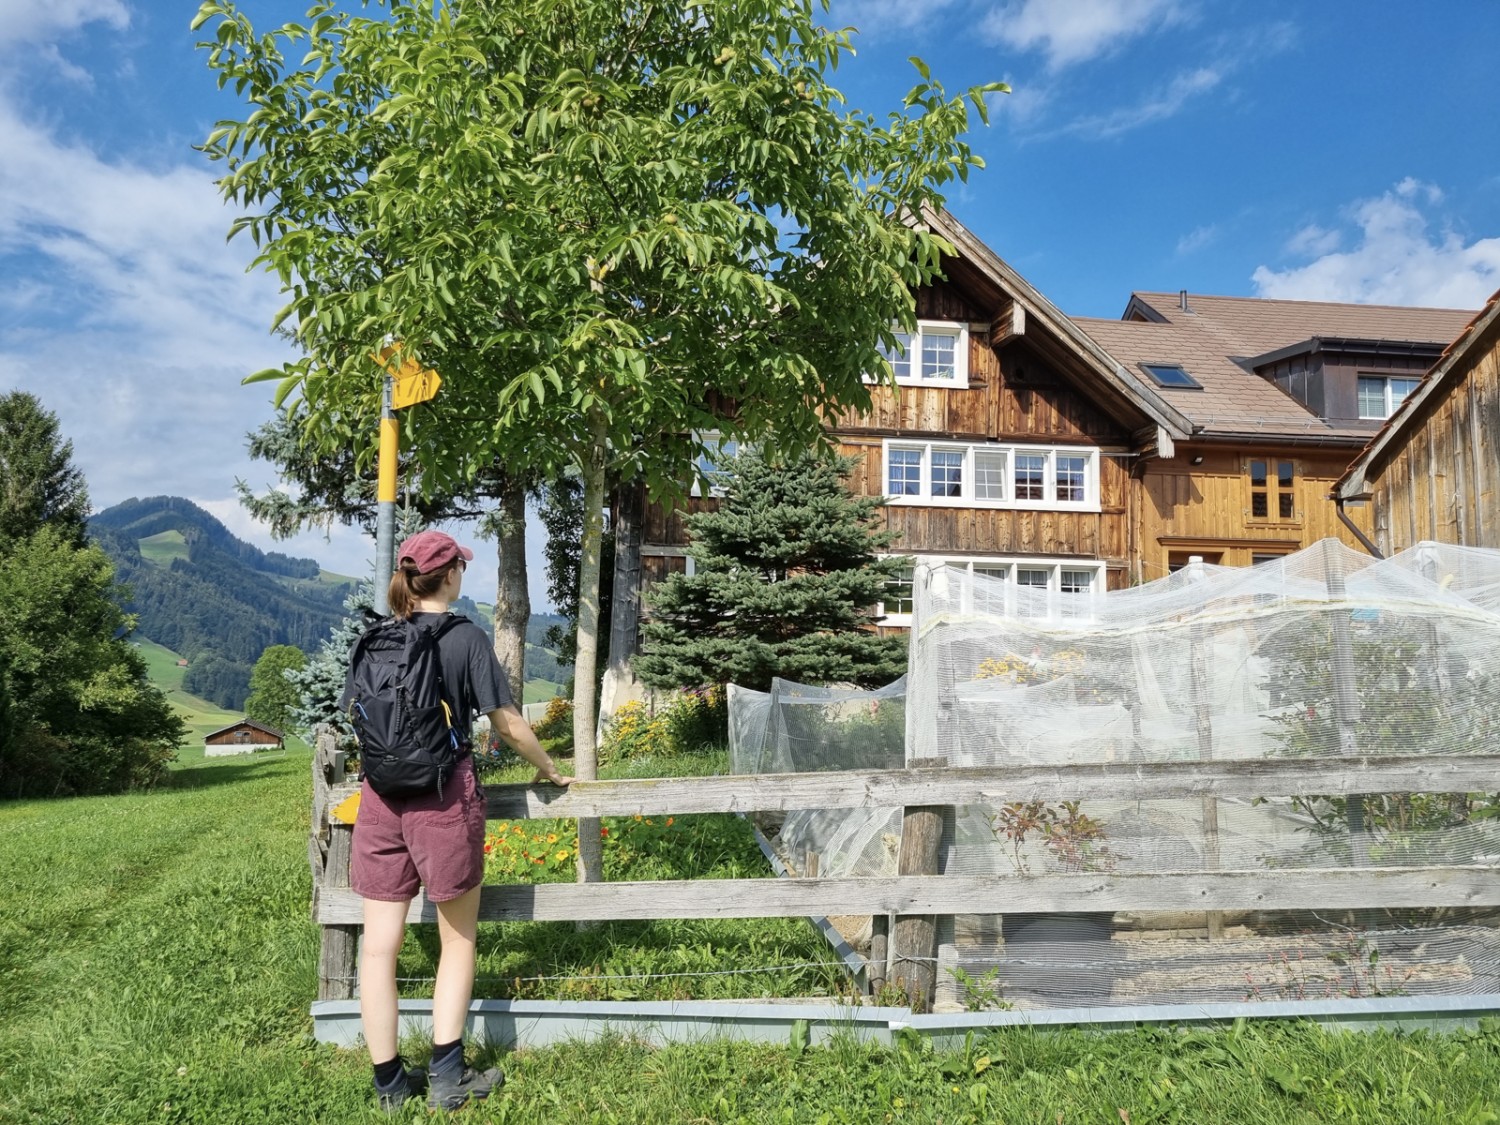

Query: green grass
left=523, top=678, right=565, bottom=704
left=137, top=529, right=190, bottom=566
left=2, top=753, right=1496, bottom=1123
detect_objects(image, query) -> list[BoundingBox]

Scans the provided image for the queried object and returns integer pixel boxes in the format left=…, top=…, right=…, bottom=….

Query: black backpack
left=345, top=613, right=467, bottom=799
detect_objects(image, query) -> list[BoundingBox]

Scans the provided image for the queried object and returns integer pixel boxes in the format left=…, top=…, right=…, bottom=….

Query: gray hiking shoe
left=427, top=1064, right=504, bottom=1110
left=375, top=1066, right=427, bottom=1112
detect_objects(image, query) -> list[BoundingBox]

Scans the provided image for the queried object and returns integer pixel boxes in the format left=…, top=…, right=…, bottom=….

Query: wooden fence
left=309, top=730, right=1500, bottom=1010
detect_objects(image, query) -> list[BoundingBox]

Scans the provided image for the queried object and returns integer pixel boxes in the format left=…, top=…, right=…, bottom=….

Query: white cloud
left=0, top=0, right=129, bottom=49
left=1055, top=64, right=1222, bottom=139
left=1252, top=180, right=1500, bottom=308
left=831, top=0, right=964, bottom=37
left=981, top=0, right=1191, bottom=69
left=1284, top=223, right=1341, bottom=258
left=1176, top=224, right=1218, bottom=256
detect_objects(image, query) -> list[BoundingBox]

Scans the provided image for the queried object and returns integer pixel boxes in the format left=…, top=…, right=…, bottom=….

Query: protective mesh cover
left=732, top=539, right=1500, bottom=1008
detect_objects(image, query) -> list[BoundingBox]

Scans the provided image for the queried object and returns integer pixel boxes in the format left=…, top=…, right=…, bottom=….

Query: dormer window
left=1357, top=375, right=1419, bottom=420
left=876, top=321, right=971, bottom=388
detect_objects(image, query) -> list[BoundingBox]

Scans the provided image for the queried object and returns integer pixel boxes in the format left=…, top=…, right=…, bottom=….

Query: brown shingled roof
left=1075, top=293, right=1481, bottom=442
left=1127, top=292, right=1475, bottom=358
left=1074, top=315, right=1360, bottom=439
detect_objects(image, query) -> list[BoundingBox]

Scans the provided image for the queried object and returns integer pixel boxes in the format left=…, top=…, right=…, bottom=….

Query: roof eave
left=919, top=207, right=1195, bottom=443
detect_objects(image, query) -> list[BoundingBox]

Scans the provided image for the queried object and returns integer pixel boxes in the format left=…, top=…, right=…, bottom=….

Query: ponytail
left=387, top=560, right=460, bottom=619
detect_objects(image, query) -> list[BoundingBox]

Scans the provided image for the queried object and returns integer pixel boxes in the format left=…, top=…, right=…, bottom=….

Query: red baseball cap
left=396, top=530, right=474, bottom=574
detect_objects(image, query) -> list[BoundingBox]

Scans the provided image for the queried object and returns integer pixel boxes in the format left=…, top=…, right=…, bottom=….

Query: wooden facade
left=1137, top=445, right=1373, bottom=577
left=635, top=214, right=1472, bottom=669
left=638, top=219, right=1191, bottom=625
left=204, top=718, right=285, bottom=756
left=1338, top=295, right=1500, bottom=553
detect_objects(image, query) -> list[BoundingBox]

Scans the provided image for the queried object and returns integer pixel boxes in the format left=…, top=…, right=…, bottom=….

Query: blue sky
left=2, top=0, right=1498, bottom=607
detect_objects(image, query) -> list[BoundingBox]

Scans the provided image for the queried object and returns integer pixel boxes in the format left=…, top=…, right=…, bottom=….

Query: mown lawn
left=1, top=751, right=1497, bottom=1124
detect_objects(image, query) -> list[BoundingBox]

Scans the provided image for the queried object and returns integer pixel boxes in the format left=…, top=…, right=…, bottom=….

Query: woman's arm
left=487, top=706, right=573, bottom=786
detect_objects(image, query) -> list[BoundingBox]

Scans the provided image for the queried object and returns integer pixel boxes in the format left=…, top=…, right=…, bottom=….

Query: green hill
left=91, top=497, right=354, bottom=710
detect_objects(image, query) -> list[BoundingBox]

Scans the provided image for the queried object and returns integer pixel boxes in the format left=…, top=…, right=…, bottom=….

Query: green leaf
left=242, top=367, right=288, bottom=386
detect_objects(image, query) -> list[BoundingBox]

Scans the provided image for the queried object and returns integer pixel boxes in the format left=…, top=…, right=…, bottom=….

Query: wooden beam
left=316, top=866, right=1500, bottom=925
left=992, top=298, right=1025, bottom=346
left=326, top=755, right=1500, bottom=823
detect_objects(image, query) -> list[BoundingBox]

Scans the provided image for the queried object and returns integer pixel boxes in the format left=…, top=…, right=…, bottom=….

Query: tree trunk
left=597, top=476, right=644, bottom=731
left=572, top=409, right=608, bottom=885
left=493, top=480, right=530, bottom=715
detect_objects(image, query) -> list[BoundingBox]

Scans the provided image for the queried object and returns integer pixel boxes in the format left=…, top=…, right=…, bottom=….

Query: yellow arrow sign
left=392, top=365, right=443, bottom=409
left=330, top=790, right=362, bottom=825
left=371, top=343, right=443, bottom=410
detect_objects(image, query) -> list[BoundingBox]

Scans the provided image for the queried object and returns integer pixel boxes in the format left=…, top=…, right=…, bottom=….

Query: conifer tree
left=289, top=582, right=374, bottom=739
left=635, top=452, right=909, bottom=693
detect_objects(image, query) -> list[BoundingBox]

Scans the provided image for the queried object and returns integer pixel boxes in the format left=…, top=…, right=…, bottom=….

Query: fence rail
left=324, top=753, right=1500, bottom=818
left=308, top=731, right=1500, bottom=1009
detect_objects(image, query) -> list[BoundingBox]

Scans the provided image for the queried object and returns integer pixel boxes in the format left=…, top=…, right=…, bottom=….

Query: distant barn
left=204, top=718, right=285, bottom=757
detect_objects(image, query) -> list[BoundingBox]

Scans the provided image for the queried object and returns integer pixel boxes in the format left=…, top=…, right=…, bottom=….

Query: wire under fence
left=324, top=959, right=861, bottom=987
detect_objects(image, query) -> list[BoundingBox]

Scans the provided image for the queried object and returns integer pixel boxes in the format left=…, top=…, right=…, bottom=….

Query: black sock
left=373, top=1055, right=406, bottom=1089
left=431, top=1039, right=463, bottom=1076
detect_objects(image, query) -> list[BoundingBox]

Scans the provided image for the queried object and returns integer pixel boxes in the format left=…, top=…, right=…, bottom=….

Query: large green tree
left=244, top=643, right=308, bottom=732
left=199, top=0, right=1002, bottom=882
left=636, top=450, right=908, bottom=692
left=0, top=391, right=90, bottom=548
left=0, top=526, right=187, bottom=797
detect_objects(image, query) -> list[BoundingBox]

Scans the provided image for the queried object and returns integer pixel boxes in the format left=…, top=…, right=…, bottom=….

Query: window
left=1357, top=375, right=1420, bottom=420
left=873, top=321, right=972, bottom=387
left=1140, top=362, right=1202, bottom=389
left=876, top=556, right=1106, bottom=624
left=690, top=432, right=745, bottom=496
left=883, top=440, right=1099, bottom=511
left=885, top=567, right=915, bottom=616
left=1248, top=459, right=1296, bottom=522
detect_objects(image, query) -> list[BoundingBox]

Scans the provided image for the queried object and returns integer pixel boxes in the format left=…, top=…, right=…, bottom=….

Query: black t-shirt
left=411, top=612, right=514, bottom=733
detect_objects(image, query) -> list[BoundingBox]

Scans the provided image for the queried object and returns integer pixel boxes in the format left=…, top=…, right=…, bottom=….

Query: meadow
left=2, top=743, right=1498, bottom=1123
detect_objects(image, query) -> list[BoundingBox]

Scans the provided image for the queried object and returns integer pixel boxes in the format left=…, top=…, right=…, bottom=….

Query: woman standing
left=344, top=530, right=572, bottom=1111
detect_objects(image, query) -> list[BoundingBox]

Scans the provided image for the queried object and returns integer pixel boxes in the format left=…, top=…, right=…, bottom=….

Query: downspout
left=1334, top=492, right=1384, bottom=559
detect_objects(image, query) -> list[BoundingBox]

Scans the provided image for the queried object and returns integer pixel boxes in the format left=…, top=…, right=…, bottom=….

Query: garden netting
left=730, top=539, right=1500, bottom=1009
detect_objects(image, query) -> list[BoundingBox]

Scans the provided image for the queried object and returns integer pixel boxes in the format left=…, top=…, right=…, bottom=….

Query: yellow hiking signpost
left=371, top=343, right=442, bottom=613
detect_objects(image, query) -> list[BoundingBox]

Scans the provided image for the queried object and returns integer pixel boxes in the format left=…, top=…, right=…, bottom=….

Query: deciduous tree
left=199, top=0, right=1003, bottom=884
left=245, top=643, right=308, bottom=733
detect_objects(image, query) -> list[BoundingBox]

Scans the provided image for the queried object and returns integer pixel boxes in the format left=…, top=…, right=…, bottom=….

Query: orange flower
left=600, top=827, right=610, bottom=838
left=665, top=817, right=675, bottom=827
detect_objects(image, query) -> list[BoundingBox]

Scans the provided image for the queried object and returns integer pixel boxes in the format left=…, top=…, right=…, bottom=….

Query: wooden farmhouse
left=624, top=210, right=1479, bottom=682
left=204, top=718, right=286, bottom=757
left=1335, top=290, right=1500, bottom=552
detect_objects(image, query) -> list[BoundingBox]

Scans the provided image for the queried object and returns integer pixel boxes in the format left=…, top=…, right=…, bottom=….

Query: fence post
left=312, top=726, right=359, bottom=1001
left=1186, top=556, right=1224, bottom=941
left=890, top=757, right=946, bottom=1012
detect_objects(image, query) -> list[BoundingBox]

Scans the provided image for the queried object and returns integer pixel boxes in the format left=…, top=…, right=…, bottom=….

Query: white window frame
left=1356, top=374, right=1421, bottom=420
left=876, top=555, right=1107, bottom=626
left=872, top=320, right=974, bottom=389
left=882, top=439, right=1100, bottom=513
left=688, top=430, right=743, bottom=498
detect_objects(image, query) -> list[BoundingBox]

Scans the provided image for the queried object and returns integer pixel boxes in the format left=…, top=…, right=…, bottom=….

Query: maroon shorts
left=351, top=754, right=486, bottom=903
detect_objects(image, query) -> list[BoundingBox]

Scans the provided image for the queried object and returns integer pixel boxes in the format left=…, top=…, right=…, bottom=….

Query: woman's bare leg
left=360, top=897, right=412, bottom=1062
left=432, top=886, right=481, bottom=1045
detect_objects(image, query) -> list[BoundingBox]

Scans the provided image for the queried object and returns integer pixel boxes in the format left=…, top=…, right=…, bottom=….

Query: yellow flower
left=555, top=850, right=570, bottom=861
left=546, top=833, right=559, bottom=844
